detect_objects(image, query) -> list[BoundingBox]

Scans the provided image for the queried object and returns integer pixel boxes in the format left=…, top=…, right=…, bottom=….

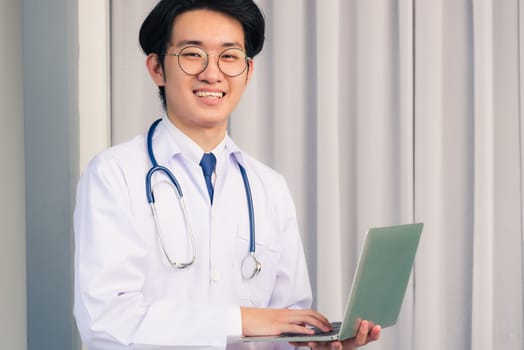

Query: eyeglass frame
left=162, top=45, right=252, bottom=77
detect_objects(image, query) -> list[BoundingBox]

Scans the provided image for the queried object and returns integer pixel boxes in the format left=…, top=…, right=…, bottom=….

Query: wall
left=23, top=0, right=81, bottom=348
left=79, top=0, right=111, bottom=170
left=0, top=0, right=27, bottom=348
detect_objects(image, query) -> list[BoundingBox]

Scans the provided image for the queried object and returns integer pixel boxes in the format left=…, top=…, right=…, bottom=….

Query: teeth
left=195, top=90, right=224, bottom=98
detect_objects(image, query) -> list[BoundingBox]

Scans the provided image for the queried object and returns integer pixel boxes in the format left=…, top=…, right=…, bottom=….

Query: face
left=147, top=9, right=253, bottom=146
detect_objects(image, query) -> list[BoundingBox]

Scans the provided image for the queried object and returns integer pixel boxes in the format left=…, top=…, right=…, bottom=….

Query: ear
left=146, top=53, right=166, bottom=86
left=245, top=58, right=254, bottom=84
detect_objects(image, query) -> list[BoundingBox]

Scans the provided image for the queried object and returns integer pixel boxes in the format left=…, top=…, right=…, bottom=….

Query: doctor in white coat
left=73, top=1, right=381, bottom=349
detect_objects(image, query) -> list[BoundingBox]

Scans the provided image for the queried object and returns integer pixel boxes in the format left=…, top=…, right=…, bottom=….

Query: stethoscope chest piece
left=241, top=252, right=261, bottom=280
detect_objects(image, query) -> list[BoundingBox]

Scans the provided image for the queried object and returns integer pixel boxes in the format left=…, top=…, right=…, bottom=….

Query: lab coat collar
left=150, top=118, right=184, bottom=166
left=224, top=136, right=248, bottom=170
left=152, top=117, right=249, bottom=170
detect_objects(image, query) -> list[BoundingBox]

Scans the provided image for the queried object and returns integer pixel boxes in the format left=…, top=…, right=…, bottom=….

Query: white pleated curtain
left=110, top=1, right=524, bottom=349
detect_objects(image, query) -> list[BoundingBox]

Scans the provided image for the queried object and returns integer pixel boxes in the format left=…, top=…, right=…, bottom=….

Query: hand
left=240, top=307, right=332, bottom=336
left=289, top=320, right=381, bottom=350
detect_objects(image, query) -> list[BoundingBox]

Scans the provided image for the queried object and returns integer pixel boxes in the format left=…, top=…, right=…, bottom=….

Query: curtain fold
left=109, top=1, right=524, bottom=349
left=414, top=0, right=474, bottom=348
left=471, top=0, right=495, bottom=348
left=487, top=0, right=523, bottom=347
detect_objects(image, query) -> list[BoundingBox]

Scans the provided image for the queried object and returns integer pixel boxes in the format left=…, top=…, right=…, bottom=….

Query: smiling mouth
left=194, top=90, right=225, bottom=99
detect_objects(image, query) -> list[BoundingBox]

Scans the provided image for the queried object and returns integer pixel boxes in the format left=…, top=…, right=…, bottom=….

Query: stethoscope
left=145, top=119, right=261, bottom=280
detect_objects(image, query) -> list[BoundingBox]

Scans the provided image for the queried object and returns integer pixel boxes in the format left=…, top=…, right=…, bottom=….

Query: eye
left=179, top=47, right=206, bottom=59
left=182, top=52, right=203, bottom=58
left=221, top=54, right=239, bottom=61
left=220, top=49, right=244, bottom=62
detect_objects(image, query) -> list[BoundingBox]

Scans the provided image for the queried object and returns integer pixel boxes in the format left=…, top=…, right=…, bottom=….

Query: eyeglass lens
left=176, top=46, right=248, bottom=77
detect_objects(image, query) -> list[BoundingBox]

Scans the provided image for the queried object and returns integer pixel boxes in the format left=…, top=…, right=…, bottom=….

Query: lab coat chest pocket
left=234, top=223, right=281, bottom=307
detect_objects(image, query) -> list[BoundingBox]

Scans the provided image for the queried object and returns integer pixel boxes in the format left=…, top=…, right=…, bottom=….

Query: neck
left=191, top=128, right=226, bottom=152
left=167, top=115, right=227, bottom=152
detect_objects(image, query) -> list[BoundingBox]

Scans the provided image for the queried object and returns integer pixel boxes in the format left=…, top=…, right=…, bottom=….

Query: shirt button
left=210, top=270, right=221, bottom=282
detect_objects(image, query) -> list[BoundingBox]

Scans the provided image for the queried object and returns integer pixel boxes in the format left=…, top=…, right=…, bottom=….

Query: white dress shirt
left=73, top=117, right=312, bottom=350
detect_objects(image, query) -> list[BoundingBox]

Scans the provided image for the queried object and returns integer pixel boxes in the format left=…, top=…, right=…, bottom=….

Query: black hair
left=139, top=0, right=266, bottom=109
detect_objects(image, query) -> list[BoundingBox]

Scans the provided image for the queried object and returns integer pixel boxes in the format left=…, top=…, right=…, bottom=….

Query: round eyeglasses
left=164, top=46, right=251, bottom=77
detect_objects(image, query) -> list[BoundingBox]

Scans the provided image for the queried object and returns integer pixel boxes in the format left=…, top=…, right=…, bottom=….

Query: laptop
left=229, top=222, right=423, bottom=343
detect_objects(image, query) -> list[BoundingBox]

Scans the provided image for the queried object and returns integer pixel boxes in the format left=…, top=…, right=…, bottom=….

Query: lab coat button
left=210, top=270, right=221, bottom=281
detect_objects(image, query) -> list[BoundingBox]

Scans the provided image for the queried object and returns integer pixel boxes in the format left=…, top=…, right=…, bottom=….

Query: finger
left=309, top=341, right=342, bottom=350
left=288, top=341, right=322, bottom=349
left=291, top=309, right=331, bottom=327
left=369, top=324, right=381, bottom=341
left=289, top=342, right=304, bottom=347
left=329, top=341, right=343, bottom=350
left=354, top=320, right=370, bottom=345
left=335, top=341, right=344, bottom=350
left=280, top=323, right=316, bottom=335
left=283, top=310, right=332, bottom=332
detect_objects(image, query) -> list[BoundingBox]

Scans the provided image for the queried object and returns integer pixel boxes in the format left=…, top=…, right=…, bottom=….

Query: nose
left=198, top=54, right=223, bottom=83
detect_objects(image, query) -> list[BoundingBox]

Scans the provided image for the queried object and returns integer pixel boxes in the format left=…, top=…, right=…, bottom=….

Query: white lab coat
left=73, top=119, right=313, bottom=350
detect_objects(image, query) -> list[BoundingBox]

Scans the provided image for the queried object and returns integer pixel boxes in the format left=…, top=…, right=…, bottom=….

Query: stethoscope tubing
left=146, top=119, right=184, bottom=202
left=238, top=164, right=255, bottom=253
left=145, top=119, right=259, bottom=278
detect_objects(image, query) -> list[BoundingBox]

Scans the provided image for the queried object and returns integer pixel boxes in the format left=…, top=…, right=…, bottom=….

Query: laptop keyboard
left=280, top=321, right=341, bottom=337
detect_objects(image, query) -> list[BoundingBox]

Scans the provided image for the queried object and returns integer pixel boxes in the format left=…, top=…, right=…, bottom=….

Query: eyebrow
left=173, top=40, right=244, bottom=49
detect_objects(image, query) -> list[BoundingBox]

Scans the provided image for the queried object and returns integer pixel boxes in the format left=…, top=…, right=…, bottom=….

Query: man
left=74, top=1, right=381, bottom=349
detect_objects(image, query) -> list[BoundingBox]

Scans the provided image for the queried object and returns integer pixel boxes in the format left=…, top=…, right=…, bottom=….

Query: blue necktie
left=199, top=153, right=217, bottom=204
